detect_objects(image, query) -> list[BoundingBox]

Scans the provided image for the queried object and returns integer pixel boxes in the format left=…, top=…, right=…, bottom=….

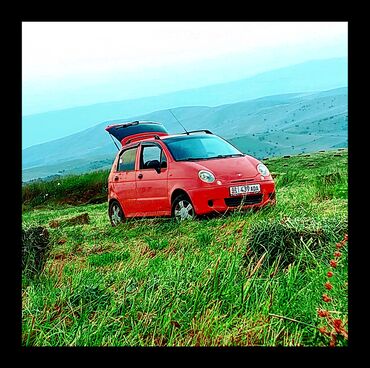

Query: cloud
left=22, top=22, right=347, bottom=81
left=22, top=22, right=347, bottom=115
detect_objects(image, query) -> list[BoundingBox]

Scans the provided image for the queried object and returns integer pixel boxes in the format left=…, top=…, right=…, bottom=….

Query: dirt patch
left=163, top=244, right=177, bottom=256
left=153, top=336, right=168, bottom=346
left=57, top=187, right=106, bottom=207
left=87, top=244, right=107, bottom=255
left=49, top=220, right=59, bottom=228
left=53, top=253, right=68, bottom=261
left=140, top=245, right=156, bottom=258
left=49, top=213, right=90, bottom=228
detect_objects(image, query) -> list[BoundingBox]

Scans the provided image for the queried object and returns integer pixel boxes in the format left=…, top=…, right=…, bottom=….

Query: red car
left=106, top=121, right=276, bottom=226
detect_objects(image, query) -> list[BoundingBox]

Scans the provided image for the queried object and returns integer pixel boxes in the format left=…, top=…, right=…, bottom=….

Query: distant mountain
left=22, top=87, right=348, bottom=182
left=22, top=57, right=347, bottom=148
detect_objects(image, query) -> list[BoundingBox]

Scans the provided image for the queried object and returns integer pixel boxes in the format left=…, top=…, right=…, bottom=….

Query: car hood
left=187, top=156, right=261, bottom=181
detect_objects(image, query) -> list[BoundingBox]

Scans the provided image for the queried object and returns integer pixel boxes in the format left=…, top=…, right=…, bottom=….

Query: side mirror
left=154, top=161, right=167, bottom=173
left=155, top=161, right=167, bottom=173
left=145, top=160, right=162, bottom=173
left=155, top=161, right=167, bottom=174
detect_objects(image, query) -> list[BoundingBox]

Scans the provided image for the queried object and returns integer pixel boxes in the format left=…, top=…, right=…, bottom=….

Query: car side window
left=140, top=145, right=167, bottom=169
left=117, top=147, right=138, bottom=172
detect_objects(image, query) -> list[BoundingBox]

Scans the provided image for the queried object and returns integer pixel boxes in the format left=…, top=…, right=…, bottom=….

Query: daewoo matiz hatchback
left=105, top=121, right=276, bottom=226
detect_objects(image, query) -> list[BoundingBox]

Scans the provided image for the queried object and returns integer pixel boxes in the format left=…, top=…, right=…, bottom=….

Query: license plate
left=230, top=184, right=261, bottom=196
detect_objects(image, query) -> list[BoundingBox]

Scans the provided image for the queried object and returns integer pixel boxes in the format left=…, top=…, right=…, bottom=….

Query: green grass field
left=21, top=148, right=348, bottom=346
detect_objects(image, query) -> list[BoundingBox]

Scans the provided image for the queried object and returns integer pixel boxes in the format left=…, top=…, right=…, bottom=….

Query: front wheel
left=108, top=200, right=125, bottom=226
left=172, top=194, right=196, bottom=221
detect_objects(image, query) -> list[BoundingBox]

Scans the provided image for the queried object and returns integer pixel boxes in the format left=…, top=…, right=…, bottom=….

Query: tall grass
left=21, top=149, right=348, bottom=346
left=22, top=170, right=109, bottom=210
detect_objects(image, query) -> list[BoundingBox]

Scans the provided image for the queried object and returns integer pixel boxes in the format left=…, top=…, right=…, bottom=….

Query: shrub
left=244, top=216, right=347, bottom=269
left=22, top=225, right=51, bottom=279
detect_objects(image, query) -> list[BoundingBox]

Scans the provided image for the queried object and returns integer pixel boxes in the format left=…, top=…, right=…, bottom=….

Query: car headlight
left=257, top=163, right=269, bottom=176
left=198, top=170, right=215, bottom=183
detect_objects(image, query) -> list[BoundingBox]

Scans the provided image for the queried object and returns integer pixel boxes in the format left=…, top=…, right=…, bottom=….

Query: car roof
left=161, top=133, right=210, bottom=140
left=123, top=132, right=213, bottom=145
left=150, top=131, right=215, bottom=142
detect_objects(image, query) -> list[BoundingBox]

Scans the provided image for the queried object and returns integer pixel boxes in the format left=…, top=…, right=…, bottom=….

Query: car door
left=113, top=145, right=139, bottom=217
left=136, top=142, right=170, bottom=216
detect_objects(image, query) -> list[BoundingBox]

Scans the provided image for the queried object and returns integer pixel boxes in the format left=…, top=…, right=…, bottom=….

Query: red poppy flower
left=325, top=282, right=333, bottom=290
left=334, top=251, right=342, bottom=258
left=318, top=309, right=329, bottom=318
left=322, top=294, right=332, bottom=303
left=330, top=260, right=338, bottom=268
left=333, top=319, right=342, bottom=333
left=327, top=271, right=334, bottom=277
left=319, top=326, right=327, bottom=334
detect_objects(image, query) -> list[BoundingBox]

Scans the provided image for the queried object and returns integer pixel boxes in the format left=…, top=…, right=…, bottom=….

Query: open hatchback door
left=105, top=121, right=169, bottom=146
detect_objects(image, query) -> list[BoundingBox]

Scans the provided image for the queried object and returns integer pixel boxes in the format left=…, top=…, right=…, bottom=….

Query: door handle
left=114, top=176, right=119, bottom=181
left=138, top=173, right=143, bottom=179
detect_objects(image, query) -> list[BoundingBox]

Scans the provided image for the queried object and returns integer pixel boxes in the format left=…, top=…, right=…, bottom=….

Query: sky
left=22, top=22, right=348, bottom=116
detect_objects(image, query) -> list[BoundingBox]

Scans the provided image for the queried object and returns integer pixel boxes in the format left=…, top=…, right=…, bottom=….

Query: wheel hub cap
left=175, top=200, right=194, bottom=220
left=111, top=205, right=121, bottom=224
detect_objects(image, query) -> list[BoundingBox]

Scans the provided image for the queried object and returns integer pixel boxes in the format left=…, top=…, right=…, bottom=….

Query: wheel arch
left=170, top=188, right=191, bottom=205
left=108, top=197, right=125, bottom=215
left=108, top=198, right=126, bottom=226
left=108, top=197, right=119, bottom=207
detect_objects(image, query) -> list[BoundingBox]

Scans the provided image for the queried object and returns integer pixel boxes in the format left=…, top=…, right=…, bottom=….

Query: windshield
left=163, top=135, right=243, bottom=161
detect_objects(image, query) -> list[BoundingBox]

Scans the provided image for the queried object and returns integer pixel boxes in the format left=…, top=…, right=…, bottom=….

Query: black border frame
left=14, top=15, right=359, bottom=360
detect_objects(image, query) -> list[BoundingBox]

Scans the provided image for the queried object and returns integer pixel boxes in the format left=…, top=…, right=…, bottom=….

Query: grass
left=22, top=170, right=109, bottom=210
left=21, top=148, right=348, bottom=346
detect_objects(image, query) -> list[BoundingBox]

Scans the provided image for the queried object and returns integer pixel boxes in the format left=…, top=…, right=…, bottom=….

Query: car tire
left=172, top=194, right=196, bottom=221
left=108, top=200, right=125, bottom=227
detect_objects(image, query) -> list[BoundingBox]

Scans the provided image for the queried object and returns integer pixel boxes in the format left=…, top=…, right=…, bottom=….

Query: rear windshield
left=107, top=122, right=168, bottom=142
left=163, top=135, right=243, bottom=161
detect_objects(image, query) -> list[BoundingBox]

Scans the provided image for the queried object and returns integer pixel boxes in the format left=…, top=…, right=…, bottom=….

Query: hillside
left=22, top=87, right=348, bottom=182
left=22, top=149, right=348, bottom=346
left=22, top=58, right=347, bottom=148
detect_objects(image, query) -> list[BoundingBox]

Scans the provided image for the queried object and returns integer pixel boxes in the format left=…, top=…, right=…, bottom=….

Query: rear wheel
left=109, top=200, right=125, bottom=226
left=172, top=194, right=196, bottom=221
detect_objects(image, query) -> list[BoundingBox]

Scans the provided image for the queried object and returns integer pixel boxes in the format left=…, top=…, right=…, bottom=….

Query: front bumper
left=188, top=180, right=276, bottom=215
